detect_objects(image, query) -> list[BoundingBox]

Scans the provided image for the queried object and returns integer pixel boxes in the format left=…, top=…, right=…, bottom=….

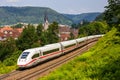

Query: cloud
left=64, top=8, right=90, bottom=14
left=63, top=9, right=82, bottom=14
left=7, top=0, right=20, bottom=2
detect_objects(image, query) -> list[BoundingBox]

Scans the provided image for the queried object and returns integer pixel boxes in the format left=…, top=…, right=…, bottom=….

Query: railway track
left=0, top=38, right=98, bottom=80
left=0, top=71, right=20, bottom=80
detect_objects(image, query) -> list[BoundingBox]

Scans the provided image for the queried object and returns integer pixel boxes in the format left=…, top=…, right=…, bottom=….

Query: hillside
left=39, top=28, right=120, bottom=80
left=0, top=6, right=73, bottom=26
left=95, top=13, right=105, bottom=21
left=63, top=12, right=101, bottom=23
left=0, top=7, right=101, bottom=26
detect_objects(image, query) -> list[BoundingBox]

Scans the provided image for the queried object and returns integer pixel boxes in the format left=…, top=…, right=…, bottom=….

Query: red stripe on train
left=18, top=46, right=76, bottom=67
left=18, top=58, right=37, bottom=67
left=18, top=50, right=62, bottom=67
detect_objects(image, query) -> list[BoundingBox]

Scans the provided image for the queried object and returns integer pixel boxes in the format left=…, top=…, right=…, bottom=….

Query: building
left=59, top=25, right=79, bottom=41
left=59, top=25, right=70, bottom=41
left=43, top=12, right=49, bottom=30
left=0, top=32, right=4, bottom=41
left=0, top=26, right=23, bottom=41
left=70, top=28, right=79, bottom=38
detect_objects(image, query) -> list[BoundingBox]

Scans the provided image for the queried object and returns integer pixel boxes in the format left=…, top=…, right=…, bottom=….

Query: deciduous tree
left=104, top=0, right=120, bottom=30
left=16, top=24, right=39, bottom=50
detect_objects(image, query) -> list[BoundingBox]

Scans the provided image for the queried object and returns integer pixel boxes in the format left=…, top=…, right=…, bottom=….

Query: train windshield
left=21, top=52, right=29, bottom=59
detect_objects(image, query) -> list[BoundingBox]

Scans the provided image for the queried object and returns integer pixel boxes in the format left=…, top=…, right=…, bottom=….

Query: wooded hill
left=0, top=6, right=101, bottom=26
left=0, top=6, right=73, bottom=26
left=63, top=12, right=101, bottom=23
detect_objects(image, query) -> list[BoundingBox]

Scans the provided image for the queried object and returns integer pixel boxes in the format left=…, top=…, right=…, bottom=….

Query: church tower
left=43, top=12, right=49, bottom=30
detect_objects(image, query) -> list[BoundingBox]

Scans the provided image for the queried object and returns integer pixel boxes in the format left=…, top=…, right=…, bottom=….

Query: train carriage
left=17, top=35, right=103, bottom=68
left=60, top=40, right=77, bottom=53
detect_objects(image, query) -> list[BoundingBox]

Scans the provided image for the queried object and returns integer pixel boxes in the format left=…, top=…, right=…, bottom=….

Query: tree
left=40, top=22, right=59, bottom=45
left=0, top=38, right=17, bottom=61
left=13, top=23, right=24, bottom=28
left=47, top=22, right=59, bottom=43
left=78, top=21, right=109, bottom=37
left=71, top=23, right=78, bottom=29
left=40, top=31, right=49, bottom=46
left=36, top=23, right=43, bottom=37
left=69, top=32, right=75, bottom=40
left=104, top=0, right=120, bottom=30
left=16, top=24, right=40, bottom=50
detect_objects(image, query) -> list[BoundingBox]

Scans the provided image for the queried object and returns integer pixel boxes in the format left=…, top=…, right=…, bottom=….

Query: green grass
left=39, top=28, right=120, bottom=80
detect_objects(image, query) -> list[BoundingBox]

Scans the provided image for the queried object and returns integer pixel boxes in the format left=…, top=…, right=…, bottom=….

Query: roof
left=0, top=26, right=13, bottom=32
left=59, top=26, right=70, bottom=33
left=0, top=26, right=23, bottom=40
left=0, top=32, right=4, bottom=37
left=14, top=28, right=23, bottom=33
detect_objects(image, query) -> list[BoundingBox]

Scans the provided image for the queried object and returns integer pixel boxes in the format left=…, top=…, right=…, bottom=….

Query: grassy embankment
left=39, top=28, right=120, bottom=80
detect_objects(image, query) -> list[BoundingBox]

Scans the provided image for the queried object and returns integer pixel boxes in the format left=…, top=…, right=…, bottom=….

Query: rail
left=0, top=37, right=101, bottom=80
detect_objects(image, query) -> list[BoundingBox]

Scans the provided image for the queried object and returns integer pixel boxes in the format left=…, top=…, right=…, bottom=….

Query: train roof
left=22, top=35, right=104, bottom=53
left=60, top=39, right=76, bottom=46
left=40, top=43, right=61, bottom=52
left=22, top=48, right=41, bottom=53
left=45, top=43, right=61, bottom=47
left=76, top=37, right=86, bottom=42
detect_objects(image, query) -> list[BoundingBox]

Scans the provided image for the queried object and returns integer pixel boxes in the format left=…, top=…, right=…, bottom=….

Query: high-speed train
left=17, top=35, right=103, bottom=68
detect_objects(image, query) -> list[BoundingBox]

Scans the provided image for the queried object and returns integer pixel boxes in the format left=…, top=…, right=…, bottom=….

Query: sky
left=0, top=0, right=108, bottom=14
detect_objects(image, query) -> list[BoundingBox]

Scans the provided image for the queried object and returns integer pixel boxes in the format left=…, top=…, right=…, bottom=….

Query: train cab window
left=21, top=52, right=29, bottom=59
left=32, top=53, right=39, bottom=59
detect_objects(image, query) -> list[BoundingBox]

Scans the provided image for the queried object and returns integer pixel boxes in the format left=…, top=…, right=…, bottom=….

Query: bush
left=0, top=50, right=22, bottom=74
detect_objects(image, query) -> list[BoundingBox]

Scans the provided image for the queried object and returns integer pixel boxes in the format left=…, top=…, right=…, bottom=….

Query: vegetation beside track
left=39, top=28, right=120, bottom=80
left=0, top=21, right=108, bottom=74
left=0, top=22, right=59, bottom=74
left=0, top=51, right=22, bottom=74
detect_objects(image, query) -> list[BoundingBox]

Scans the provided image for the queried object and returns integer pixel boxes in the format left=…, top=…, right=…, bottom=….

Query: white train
left=17, top=35, right=103, bottom=68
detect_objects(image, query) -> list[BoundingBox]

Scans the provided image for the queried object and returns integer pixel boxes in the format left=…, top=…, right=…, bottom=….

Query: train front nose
left=17, top=59, right=27, bottom=68
left=17, top=52, right=30, bottom=68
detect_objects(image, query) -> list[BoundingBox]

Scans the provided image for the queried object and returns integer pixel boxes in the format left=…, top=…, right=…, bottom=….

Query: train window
left=43, top=48, right=59, bottom=55
left=32, top=53, right=39, bottom=59
left=64, top=43, right=76, bottom=48
left=78, top=41, right=84, bottom=44
left=21, top=52, right=29, bottom=59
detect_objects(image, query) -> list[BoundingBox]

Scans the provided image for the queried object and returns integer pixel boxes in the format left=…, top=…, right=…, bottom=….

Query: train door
left=75, top=40, right=78, bottom=48
left=59, top=42, right=64, bottom=54
left=31, top=50, right=40, bottom=65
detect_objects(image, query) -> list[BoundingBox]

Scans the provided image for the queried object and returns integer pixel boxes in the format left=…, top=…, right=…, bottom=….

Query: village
left=0, top=16, right=78, bottom=41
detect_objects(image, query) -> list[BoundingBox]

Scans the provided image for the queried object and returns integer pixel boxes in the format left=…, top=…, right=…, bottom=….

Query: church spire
left=44, top=11, right=48, bottom=22
left=43, top=11, right=49, bottom=30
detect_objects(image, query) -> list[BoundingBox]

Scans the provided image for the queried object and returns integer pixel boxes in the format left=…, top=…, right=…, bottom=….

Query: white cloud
left=7, top=0, right=19, bottom=2
left=64, top=8, right=91, bottom=14
left=63, top=9, right=81, bottom=14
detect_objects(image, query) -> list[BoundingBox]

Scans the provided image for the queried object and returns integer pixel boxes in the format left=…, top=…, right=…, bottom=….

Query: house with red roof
left=0, top=26, right=23, bottom=41
left=59, top=25, right=78, bottom=41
